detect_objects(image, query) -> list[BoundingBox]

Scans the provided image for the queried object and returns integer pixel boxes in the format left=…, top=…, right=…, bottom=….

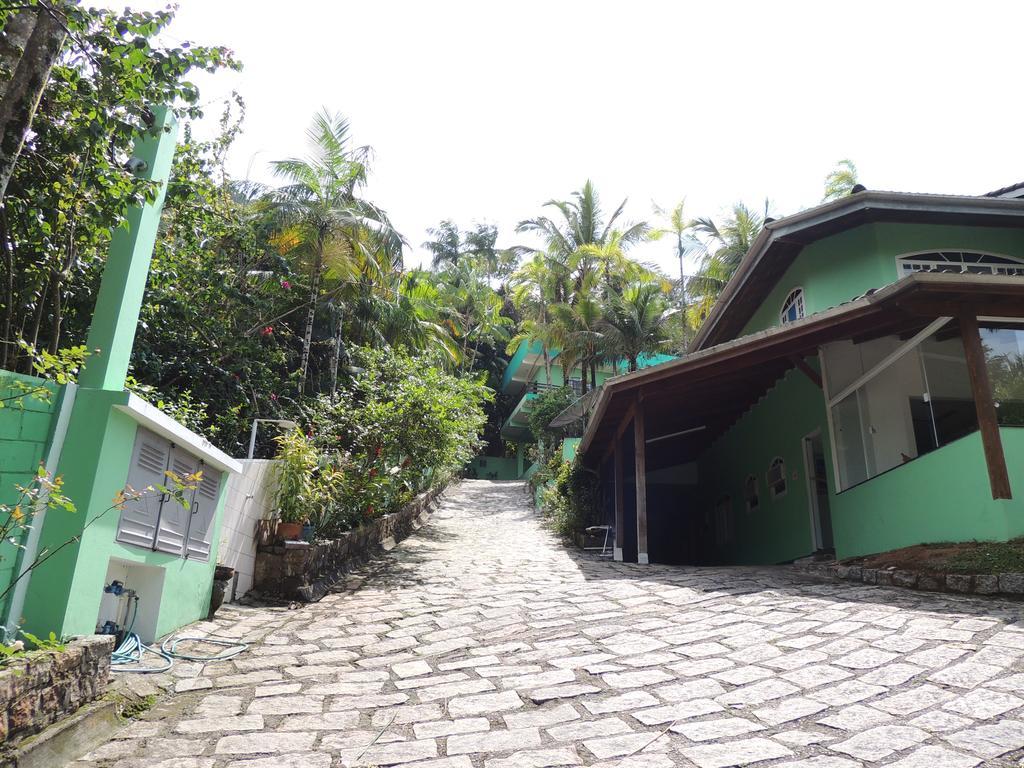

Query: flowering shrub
left=291, top=347, right=491, bottom=538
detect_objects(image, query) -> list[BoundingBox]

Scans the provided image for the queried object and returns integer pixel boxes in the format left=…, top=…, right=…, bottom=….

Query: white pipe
left=4, top=382, right=78, bottom=640
left=646, top=425, right=706, bottom=444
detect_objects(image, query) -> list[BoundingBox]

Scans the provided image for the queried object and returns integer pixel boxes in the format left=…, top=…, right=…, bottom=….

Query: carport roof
left=578, top=272, right=1024, bottom=470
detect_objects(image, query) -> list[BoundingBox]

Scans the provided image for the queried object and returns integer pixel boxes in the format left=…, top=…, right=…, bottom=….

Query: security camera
left=124, top=157, right=148, bottom=174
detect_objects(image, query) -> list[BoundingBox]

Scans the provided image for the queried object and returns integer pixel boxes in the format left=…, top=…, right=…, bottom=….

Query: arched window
left=766, top=457, right=787, bottom=499
left=780, top=288, right=805, bottom=324
left=744, top=475, right=759, bottom=513
left=897, top=251, right=1024, bottom=277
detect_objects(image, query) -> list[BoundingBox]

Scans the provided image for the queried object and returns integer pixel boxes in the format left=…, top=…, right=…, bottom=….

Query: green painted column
left=79, top=107, right=179, bottom=391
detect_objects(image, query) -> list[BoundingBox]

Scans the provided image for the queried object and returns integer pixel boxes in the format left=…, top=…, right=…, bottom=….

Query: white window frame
left=896, top=250, right=1024, bottom=277
left=780, top=288, right=805, bottom=325
left=766, top=457, right=787, bottom=499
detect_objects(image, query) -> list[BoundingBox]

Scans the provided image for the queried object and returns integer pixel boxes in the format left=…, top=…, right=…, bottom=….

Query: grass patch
left=849, top=537, right=1024, bottom=575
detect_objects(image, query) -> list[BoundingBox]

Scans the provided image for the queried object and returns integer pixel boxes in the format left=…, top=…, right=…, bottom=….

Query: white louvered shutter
left=117, top=428, right=172, bottom=549
left=153, top=445, right=199, bottom=556
left=184, top=465, right=220, bottom=561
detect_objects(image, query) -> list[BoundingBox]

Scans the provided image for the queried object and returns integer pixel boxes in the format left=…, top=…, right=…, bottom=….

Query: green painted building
left=494, top=340, right=674, bottom=478
left=1, top=108, right=242, bottom=644
left=578, top=188, right=1024, bottom=565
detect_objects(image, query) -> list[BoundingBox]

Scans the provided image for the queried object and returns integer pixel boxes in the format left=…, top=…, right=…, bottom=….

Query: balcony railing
left=529, top=379, right=583, bottom=395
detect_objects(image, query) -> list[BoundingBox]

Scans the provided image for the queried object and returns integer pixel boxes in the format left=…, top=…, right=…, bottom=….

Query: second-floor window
left=780, top=288, right=805, bottom=324
left=897, top=251, right=1024, bottom=276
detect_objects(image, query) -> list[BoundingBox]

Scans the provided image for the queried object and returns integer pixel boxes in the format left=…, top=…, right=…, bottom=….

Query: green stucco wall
left=696, top=367, right=1024, bottom=563
left=742, top=223, right=1024, bottom=337
left=830, top=428, right=1024, bottom=559
left=21, top=389, right=227, bottom=640
left=0, top=373, right=60, bottom=621
left=466, top=456, right=521, bottom=480
left=698, top=368, right=830, bottom=565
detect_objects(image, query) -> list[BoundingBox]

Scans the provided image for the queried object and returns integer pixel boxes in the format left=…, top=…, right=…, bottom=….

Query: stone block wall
left=253, top=487, right=441, bottom=602
left=219, top=459, right=278, bottom=600
left=0, top=635, right=114, bottom=745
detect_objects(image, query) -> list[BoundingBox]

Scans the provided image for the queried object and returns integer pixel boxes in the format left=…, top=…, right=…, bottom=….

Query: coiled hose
left=111, top=597, right=248, bottom=672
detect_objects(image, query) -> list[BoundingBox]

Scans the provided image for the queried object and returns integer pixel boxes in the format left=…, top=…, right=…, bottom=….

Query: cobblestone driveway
left=75, top=480, right=1024, bottom=767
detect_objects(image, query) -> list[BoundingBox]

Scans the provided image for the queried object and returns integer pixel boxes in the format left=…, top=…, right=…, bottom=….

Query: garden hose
left=110, top=632, right=174, bottom=673
left=160, top=635, right=249, bottom=661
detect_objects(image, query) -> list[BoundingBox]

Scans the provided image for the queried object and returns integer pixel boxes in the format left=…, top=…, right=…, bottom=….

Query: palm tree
left=271, top=109, right=402, bottom=391
left=824, top=159, right=859, bottom=201
left=688, top=202, right=766, bottom=324
left=515, top=180, right=650, bottom=305
left=600, top=281, right=670, bottom=372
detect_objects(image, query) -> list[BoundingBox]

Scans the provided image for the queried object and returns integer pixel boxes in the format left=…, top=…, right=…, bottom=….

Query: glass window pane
left=920, top=334, right=978, bottom=444
left=982, top=328, right=1024, bottom=427
left=832, top=391, right=868, bottom=488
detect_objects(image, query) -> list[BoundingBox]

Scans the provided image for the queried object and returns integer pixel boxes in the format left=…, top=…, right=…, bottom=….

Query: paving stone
left=752, top=696, right=828, bottom=725
left=279, top=710, right=360, bottom=730
left=907, top=709, right=973, bottom=732
left=215, top=731, right=316, bottom=754
left=415, top=717, right=490, bottom=738
left=224, top=756, right=332, bottom=768
left=504, top=703, right=581, bottom=729
left=871, top=683, right=955, bottom=715
left=582, top=732, right=668, bottom=759
left=678, top=737, right=792, bottom=768
left=716, top=678, right=799, bottom=706
left=530, top=683, right=601, bottom=702
left=882, top=745, right=981, bottom=768
left=447, top=690, right=524, bottom=717
left=830, top=725, right=930, bottom=761
left=174, top=714, right=264, bottom=734
left=943, top=720, right=1024, bottom=758
left=928, top=660, right=1003, bottom=688
left=773, top=758, right=860, bottom=768
left=447, top=727, right=542, bottom=754
left=484, top=747, right=582, bottom=767
left=340, top=738, right=439, bottom=766
left=631, top=699, right=722, bottom=725
left=671, top=716, right=765, bottom=741
left=818, top=703, right=891, bottom=731
left=246, top=694, right=324, bottom=715
left=547, top=717, right=632, bottom=741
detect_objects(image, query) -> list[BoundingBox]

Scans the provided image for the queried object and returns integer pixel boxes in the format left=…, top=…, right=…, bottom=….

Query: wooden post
left=634, top=396, right=649, bottom=564
left=960, top=312, right=1012, bottom=500
left=613, top=441, right=624, bottom=561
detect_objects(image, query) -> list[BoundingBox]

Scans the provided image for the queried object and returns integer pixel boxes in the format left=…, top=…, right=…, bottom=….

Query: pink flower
left=280, top=280, right=291, bottom=290
left=269, top=393, right=278, bottom=401
left=260, top=326, right=274, bottom=336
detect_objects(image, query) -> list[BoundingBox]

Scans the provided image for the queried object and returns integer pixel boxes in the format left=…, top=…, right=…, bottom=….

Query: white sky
left=120, top=0, right=1023, bottom=275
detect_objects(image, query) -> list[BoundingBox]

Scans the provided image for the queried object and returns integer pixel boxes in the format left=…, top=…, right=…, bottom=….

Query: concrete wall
left=0, top=373, right=59, bottom=622
left=465, top=456, right=520, bottom=480
left=219, top=459, right=277, bottom=599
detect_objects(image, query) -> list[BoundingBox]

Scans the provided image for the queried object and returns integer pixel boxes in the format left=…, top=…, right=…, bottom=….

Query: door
left=117, top=428, right=172, bottom=549
left=803, top=432, right=834, bottom=552
left=184, top=465, right=221, bottom=561
left=153, top=445, right=200, bottom=556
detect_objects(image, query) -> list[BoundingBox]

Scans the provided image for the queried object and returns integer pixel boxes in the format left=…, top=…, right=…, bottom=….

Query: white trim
left=115, top=393, right=242, bottom=474
left=780, top=287, right=806, bottom=325
left=802, top=430, right=824, bottom=551
left=637, top=552, right=650, bottom=565
left=826, top=317, right=952, bottom=408
left=895, top=249, right=1024, bottom=277
left=613, top=546, right=623, bottom=562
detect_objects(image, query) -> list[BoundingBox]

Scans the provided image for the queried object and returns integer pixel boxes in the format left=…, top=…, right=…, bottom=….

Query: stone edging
left=252, top=486, right=444, bottom=602
left=794, top=560, right=1024, bottom=597
left=0, top=636, right=114, bottom=748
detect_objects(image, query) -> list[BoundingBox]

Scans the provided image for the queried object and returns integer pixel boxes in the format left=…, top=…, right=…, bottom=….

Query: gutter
left=3, top=382, right=78, bottom=641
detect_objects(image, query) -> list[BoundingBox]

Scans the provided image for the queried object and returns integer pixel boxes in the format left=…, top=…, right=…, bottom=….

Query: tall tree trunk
left=590, top=360, right=597, bottom=390
left=328, top=308, right=343, bottom=396
left=298, top=246, right=323, bottom=393
left=0, top=206, right=13, bottom=368
left=47, top=269, right=61, bottom=353
left=0, top=3, right=69, bottom=204
left=0, top=10, right=37, bottom=102
left=542, top=345, right=551, bottom=385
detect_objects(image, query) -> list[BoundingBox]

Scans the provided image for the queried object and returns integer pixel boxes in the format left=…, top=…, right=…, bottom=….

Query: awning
left=579, top=273, right=1024, bottom=470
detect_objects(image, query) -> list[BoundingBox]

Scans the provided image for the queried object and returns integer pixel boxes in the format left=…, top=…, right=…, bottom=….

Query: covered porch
left=579, top=273, right=1024, bottom=565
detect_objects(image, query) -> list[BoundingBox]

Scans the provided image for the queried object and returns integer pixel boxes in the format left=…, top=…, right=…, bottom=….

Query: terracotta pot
left=276, top=521, right=303, bottom=541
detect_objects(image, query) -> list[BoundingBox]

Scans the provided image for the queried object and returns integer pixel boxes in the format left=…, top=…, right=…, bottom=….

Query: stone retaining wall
left=0, top=635, right=114, bottom=746
left=253, top=487, right=442, bottom=602
left=795, top=560, right=1024, bottom=597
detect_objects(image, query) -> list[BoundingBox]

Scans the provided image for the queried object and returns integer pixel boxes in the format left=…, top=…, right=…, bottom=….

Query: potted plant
left=273, top=428, right=317, bottom=542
